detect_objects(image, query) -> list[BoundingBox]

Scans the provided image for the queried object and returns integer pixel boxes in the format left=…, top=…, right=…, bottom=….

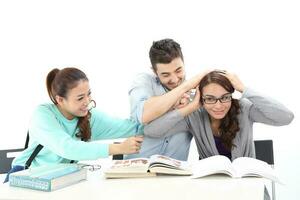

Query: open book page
left=148, top=155, right=192, bottom=175
left=191, top=155, right=236, bottom=178
left=105, top=158, right=150, bottom=173
left=104, top=158, right=157, bottom=178
left=232, top=157, right=281, bottom=183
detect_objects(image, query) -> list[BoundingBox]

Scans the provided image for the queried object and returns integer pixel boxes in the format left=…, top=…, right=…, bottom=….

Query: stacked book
left=9, top=164, right=87, bottom=191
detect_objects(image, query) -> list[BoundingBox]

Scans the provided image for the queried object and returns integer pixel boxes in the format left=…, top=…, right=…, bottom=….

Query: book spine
left=9, top=176, right=51, bottom=192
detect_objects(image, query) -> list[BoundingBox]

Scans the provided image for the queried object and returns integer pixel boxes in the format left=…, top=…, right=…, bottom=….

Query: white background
left=0, top=0, right=299, bottom=199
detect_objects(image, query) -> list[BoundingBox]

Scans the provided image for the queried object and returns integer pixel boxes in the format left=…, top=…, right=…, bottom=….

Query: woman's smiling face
left=202, top=83, right=232, bottom=120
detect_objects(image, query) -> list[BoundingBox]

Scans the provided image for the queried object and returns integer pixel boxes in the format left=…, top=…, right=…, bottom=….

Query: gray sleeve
left=241, top=88, right=294, bottom=126
left=144, top=110, right=189, bottom=138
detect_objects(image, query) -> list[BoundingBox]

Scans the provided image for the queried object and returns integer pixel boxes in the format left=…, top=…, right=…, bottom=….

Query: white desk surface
left=0, top=170, right=264, bottom=200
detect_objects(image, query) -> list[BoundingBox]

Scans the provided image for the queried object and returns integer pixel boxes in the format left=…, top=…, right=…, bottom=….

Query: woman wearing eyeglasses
left=4, top=67, right=143, bottom=183
left=144, top=70, right=294, bottom=160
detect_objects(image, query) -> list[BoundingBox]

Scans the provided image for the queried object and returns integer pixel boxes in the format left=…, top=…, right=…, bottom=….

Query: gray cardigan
left=144, top=88, right=294, bottom=160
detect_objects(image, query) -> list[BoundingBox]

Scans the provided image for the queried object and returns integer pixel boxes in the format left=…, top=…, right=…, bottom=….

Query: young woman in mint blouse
left=4, top=67, right=143, bottom=183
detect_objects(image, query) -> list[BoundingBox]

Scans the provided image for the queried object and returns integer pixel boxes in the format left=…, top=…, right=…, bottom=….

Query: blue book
left=9, top=164, right=87, bottom=192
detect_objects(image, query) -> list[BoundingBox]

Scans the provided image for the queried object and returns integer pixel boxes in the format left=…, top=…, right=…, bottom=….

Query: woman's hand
left=173, top=93, right=190, bottom=109
left=177, top=87, right=202, bottom=116
left=189, top=87, right=202, bottom=111
left=109, top=136, right=144, bottom=155
left=221, top=71, right=245, bottom=93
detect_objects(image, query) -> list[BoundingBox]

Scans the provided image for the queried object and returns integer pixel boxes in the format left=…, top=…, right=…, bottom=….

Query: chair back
left=254, top=140, right=275, bottom=200
left=254, top=140, right=274, bottom=165
left=0, top=148, right=24, bottom=174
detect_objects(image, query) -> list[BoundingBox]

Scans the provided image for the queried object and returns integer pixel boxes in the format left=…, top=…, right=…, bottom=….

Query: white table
left=0, top=170, right=265, bottom=200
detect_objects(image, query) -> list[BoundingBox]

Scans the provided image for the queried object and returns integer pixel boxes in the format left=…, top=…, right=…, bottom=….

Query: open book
left=191, top=155, right=281, bottom=183
left=104, top=154, right=192, bottom=178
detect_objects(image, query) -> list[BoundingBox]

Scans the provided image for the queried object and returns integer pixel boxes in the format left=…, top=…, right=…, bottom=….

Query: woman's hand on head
left=221, top=71, right=245, bottom=93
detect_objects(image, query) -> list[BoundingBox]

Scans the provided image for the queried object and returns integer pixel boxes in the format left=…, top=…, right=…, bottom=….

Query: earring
left=88, top=100, right=96, bottom=110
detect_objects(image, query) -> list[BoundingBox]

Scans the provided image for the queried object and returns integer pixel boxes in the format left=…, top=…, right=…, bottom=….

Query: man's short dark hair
left=149, top=39, right=184, bottom=71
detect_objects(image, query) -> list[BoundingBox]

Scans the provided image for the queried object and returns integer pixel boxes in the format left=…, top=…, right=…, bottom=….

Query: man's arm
left=142, top=72, right=206, bottom=124
left=143, top=87, right=202, bottom=137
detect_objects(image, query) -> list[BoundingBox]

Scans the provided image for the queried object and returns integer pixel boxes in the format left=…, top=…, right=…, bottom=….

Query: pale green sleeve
left=90, top=109, right=144, bottom=140
left=29, top=106, right=110, bottom=160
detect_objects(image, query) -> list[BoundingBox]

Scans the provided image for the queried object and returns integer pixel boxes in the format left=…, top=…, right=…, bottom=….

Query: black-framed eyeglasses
left=202, top=93, right=232, bottom=104
left=78, top=164, right=101, bottom=171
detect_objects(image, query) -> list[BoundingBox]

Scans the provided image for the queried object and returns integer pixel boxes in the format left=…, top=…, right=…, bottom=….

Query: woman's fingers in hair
left=210, top=69, right=245, bottom=93
left=219, top=71, right=245, bottom=93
